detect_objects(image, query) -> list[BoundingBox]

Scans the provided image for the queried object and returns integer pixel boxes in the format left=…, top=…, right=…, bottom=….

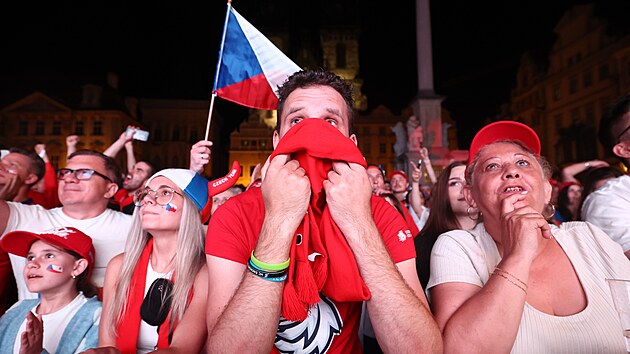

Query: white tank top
left=137, top=261, right=172, bottom=354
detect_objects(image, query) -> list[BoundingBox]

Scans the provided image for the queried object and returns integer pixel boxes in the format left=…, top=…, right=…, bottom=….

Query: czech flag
left=213, top=5, right=302, bottom=110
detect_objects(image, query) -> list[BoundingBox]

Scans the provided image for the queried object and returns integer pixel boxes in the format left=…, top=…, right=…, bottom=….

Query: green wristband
left=250, top=251, right=290, bottom=271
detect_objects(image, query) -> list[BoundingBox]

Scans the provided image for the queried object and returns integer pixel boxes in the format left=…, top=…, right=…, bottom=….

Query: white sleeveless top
left=137, top=261, right=172, bottom=354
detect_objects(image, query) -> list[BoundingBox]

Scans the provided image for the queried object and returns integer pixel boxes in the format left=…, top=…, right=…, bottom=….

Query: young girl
left=97, top=169, right=210, bottom=354
left=0, top=226, right=100, bottom=353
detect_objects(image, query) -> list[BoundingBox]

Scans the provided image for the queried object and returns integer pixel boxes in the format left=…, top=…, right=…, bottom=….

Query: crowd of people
left=0, top=68, right=629, bottom=353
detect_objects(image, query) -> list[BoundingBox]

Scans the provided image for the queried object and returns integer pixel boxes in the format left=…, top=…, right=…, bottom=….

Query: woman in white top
left=95, top=169, right=210, bottom=354
left=0, top=227, right=101, bottom=354
left=429, top=121, right=630, bottom=353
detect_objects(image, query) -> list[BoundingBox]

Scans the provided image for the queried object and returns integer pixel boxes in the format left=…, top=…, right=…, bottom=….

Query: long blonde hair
left=106, top=196, right=206, bottom=336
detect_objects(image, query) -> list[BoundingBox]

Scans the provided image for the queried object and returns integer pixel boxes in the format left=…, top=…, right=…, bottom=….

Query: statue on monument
left=407, top=115, right=423, bottom=153
left=392, top=121, right=407, bottom=157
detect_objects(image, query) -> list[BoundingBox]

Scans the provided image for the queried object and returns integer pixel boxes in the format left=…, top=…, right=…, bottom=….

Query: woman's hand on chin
left=499, top=191, right=552, bottom=261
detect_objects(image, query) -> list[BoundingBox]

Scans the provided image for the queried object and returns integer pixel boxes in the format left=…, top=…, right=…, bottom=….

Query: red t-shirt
left=206, top=188, right=415, bottom=354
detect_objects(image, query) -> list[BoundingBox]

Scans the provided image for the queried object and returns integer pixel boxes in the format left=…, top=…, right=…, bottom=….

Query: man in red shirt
left=204, top=69, right=441, bottom=353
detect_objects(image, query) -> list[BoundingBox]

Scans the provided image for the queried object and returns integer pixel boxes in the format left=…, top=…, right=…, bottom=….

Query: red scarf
left=116, top=238, right=171, bottom=353
left=269, top=119, right=370, bottom=321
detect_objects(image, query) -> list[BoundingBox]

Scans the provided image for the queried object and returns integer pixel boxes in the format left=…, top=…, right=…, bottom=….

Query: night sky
left=1, top=0, right=626, bottom=148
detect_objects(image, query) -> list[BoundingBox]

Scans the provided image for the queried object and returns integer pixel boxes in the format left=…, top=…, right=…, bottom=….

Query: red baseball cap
left=0, top=227, right=95, bottom=275
left=467, top=121, right=541, bottom=165
left=389, top=170, right=408, bottom=181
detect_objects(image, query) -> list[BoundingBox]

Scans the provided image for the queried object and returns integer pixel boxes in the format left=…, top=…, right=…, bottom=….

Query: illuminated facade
left=506, top=3, right=630, bottom=166
left=0, top=86, right=138, bottom=170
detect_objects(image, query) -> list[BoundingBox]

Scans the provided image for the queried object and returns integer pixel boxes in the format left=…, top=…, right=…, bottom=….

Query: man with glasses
left=582, top=94, right=630, bottom=259
left=0, top=150, right=133, bottom=300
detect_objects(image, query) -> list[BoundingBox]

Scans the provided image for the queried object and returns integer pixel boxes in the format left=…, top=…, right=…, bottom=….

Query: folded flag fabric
left=213, top=6, right=301, bottom=110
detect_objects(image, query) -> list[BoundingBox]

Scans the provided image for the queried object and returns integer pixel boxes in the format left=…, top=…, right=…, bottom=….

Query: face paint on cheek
left=46, top=264, right=63, bottom=273
left=164, top=203, right=178, bottom=212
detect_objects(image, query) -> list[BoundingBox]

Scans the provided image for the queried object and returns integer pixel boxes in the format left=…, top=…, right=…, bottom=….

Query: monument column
left=410, top=0, right=445, bottom=164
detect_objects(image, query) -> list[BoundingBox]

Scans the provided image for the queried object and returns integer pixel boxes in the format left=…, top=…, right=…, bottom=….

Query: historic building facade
left=0, top=82, right=138, bottom=170
left=505, top=3, right=630, bottom=167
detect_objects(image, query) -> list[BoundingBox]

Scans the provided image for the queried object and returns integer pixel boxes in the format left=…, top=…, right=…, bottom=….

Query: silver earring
left=72, top=274, right=76, bottom=279
left=467, top=206, right=480, bottom=221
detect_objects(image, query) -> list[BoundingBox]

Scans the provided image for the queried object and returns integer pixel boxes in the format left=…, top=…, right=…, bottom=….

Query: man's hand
left=189, top=140, right=213, bottom=174
left=66, top=135, right=80, bottom=148
left=19, top=312, right=43, bottom=354
left=324, top=162, right=372, bottom=233
left=409, top=161, right=421, bottom=184
left=119, top=126, right=137, bottom=144
left=66, top=135, right=80, bottom=157
left=261, top=154, right=310, bottom=234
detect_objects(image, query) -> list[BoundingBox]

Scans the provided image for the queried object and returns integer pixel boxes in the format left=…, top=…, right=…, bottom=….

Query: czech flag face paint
left=164, top=203, right=178, bottom=212
left=46, top=264, right=63, bottom=273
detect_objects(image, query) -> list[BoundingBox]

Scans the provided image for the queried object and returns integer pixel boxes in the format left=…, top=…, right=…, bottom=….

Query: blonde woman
left=95, top=169, right=210, bottom=354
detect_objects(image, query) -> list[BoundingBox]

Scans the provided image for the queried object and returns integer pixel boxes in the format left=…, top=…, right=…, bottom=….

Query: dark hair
left=68, top=150, right=123, bottom=187
left=8, top=147, right=46, bottom=185
left=420, top=162, right=467, bottom=238
left=577, top=166, right=623, bottom=220
left=64, top=249, right=98, bottom=298
left=556, top=184, right=579, bottom=222
left=275, top=69, right=355, bottom=135
left=415, top=161, right=467, bottom=290
left=138, top=160, right=158, bottom=178
left=599, top=94, right=630, bottom=155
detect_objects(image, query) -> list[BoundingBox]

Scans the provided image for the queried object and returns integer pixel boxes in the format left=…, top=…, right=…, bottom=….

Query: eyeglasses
left=134, top=186, right=183, bottom=206
left=616, top=124, right=630, bottom=143
left=57, top=168, right=113, bottom=183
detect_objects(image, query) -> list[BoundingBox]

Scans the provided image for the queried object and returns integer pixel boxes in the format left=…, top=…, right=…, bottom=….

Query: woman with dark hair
left=0, top=227, right=100, bottom=353
left=415, top=161, right=478, bottom=290
left=552, top=182, right=582, bottom=224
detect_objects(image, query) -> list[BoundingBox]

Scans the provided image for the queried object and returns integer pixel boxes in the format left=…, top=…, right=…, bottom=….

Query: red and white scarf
left=269, top=119, right=371, bottom=321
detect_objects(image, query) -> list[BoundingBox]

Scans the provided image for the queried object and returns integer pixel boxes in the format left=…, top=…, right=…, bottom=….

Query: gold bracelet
left=493, top=271, right=527, bottom=294
left=494, top=267, right=528, bottom=289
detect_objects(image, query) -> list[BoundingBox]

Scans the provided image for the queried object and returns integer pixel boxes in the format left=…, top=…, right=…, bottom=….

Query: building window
left=568, top=57, right=574, bottom=67
left=92, top=121, right=103, bottom=136
left=242, top=140, right=249, bottom=147
left=569, top=77, right=578, bottom=94
left=378, top=127, right=386, bottom=135
left=363, top=127, right=370, bottom=136
left=50, top=155, right=59, bottom=170
left=18, top=121, right=28, bottom=136
left=583, top=70, right=592, bottom=88
left=336, top=43, right=346, bottom=69
left=75, top=121, right=84, bottom=135
left=575, top=52, right=582, bottom=62
left=52, top=121, right=61, bottom=135
left=599, top=63, right=609, bottom=81
left=553, top=84, right=561, bottom=101
left=35, top=121, right=45, bottom=135
left=379, top=143, right=386, bottom=154
left=251, top=140, right=257, bottom=147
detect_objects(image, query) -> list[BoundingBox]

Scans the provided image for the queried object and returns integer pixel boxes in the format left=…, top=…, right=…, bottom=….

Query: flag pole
left=205, top=0, right=233, bottom=141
